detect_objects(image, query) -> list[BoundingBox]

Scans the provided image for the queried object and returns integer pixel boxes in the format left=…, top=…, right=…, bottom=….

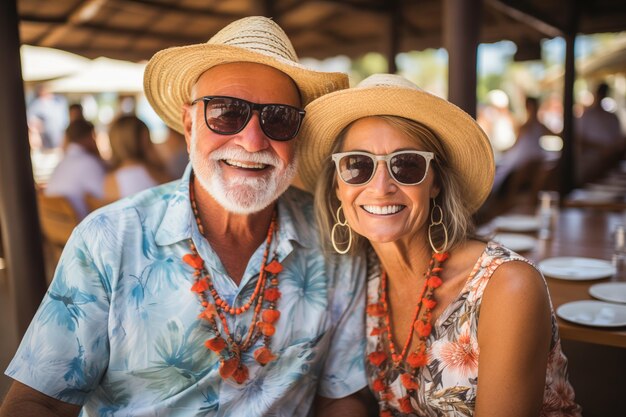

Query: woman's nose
left=367, top=161, right=396, bottom=193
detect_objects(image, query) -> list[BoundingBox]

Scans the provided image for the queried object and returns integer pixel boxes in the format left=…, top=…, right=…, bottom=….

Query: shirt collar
left=154, top=163, right=193, bottom=246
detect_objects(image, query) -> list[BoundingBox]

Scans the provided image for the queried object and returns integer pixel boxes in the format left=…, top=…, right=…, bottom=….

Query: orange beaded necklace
left=183, top=175, right=283, bottom=384
left=367, top=251, right=449, bottom=416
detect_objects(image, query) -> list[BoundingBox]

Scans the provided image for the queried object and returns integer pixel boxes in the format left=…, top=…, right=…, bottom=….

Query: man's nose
left=232, top=112, right=270, bottom=152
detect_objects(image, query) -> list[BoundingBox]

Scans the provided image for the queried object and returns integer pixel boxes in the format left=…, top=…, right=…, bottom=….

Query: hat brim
left=297, top=86, right=495, bottom=213
left=144, top=43, right=348, bottom=134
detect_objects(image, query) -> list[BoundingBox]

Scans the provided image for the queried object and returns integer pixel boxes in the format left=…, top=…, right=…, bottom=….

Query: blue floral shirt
left=6, top=165, right=367, bottom=416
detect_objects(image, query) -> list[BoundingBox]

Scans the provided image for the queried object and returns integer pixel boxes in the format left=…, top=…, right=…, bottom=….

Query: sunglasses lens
left=390, top=153, right=428, bottom=184
left=261, top=105, right=302, bottom=141
left=205, top=97, right=250, bottom=134
left=337, top=154, right=375, bottom=185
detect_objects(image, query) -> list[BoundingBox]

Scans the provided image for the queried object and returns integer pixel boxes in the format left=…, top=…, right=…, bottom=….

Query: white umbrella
left=20, top=45, right=90, bottom=82
left=47, top=57, right=146, bottom=94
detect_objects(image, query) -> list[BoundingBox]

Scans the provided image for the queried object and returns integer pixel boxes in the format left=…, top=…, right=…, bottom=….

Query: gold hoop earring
left=331, top=205, right=353, bottom=254
left=428, top=199, right=448, bottom=254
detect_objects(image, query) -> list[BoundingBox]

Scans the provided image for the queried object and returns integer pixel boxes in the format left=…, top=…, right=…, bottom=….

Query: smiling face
left=183, top=62, right=301, bottom=214
left=335, top=116, right=439, bottom=244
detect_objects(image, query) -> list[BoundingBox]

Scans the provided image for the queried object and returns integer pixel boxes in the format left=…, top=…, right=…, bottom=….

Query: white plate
left=586, top=183, right=626, bottom=193
left=538, top=257, right=616, bottom=280
left=494, top=215, right=541, bottom=232
left=493, top=233, right=537, bottom=252
left=589, top=282, right=626, bottom=304
left=557, top=300, right=626, bottom=327
left=570, top=189, right=619, bottom=203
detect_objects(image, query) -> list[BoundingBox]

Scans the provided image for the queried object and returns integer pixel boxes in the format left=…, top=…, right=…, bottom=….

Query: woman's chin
left=360, top=231, right=405, bottom=245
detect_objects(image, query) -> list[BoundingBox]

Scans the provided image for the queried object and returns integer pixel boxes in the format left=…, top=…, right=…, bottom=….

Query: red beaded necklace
left=183, top=175, right=283, bottom=384
left=367, top=251, right=449, bottom=416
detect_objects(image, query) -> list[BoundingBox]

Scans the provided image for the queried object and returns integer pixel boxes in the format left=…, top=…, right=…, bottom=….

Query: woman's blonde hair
left=314, top=115, right=474, bottom=255
left=108, top=115, right=165, bottom=173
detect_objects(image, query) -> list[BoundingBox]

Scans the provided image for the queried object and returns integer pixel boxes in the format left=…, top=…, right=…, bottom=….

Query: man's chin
left=210, top=182, right=277, bottom=214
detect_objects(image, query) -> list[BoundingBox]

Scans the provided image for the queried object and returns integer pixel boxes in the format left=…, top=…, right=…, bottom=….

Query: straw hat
left=144, top=16, right=348, bottom=134
left=297, top=74, right=495, bottom=213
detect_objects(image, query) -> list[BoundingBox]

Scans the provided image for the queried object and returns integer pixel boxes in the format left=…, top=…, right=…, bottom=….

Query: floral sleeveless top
left=365, top=242, right=582, bottom=417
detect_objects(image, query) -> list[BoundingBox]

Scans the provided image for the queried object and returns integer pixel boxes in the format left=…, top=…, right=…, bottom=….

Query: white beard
left=190, top=133, right=298, bottom=214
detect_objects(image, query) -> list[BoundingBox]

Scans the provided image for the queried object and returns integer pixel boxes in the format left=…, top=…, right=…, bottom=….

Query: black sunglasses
left=331, top=150, right=435, bottom=186
left=190, top=95, right=305, bottom=141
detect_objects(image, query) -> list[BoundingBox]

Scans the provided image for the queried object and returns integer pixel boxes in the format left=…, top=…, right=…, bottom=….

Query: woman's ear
left=430, top=183, right=441, bottom=200
left=335, top=180, right=343, bottom=203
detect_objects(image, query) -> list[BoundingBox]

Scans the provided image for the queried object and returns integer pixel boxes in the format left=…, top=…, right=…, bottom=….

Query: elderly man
left=1, top=17, right=369, bottom=417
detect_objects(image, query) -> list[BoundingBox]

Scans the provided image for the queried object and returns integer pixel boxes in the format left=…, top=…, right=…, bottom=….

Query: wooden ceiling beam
left=284, top=0, right=389, bottom=14
left=38, top=0, right=107, bottom=46
left=53, top=46, right=158, bottom=61
left=61, top=22, right=201, bottom=45
left=485, top=0, right=564, bottom=38
left=18, top=19, right=203, bottom=50
left=123, top=0, right=247, bottom=19
left=19, top=14, right=65, bottom=24
left=292, top=27, right=380, bottom=46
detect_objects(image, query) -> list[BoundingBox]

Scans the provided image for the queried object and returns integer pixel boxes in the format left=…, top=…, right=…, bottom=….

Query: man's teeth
left=362, top=205, right=404, bottom=215
left=224, top=159, right=267, bottom=169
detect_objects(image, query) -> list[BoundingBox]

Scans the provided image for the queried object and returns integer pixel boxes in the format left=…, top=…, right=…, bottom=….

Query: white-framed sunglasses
left=331, top=150, right=434, bottom=186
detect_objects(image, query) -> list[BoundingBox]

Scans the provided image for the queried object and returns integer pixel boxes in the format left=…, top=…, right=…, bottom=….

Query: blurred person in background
left=103, top=114, right=170, bottom=201
left=68, top=103, right=85, bottom=122
left=538, top=92, right=563, bottom=135
left=576, top=82, right=626, bottom=184
left=156, top=126, right=189, bottom=179
left=491, top=96, right=552, bottom=193
left=476, top=89, right=517, bottom=161
left=44, top=119, right=106, bottom=219
left=27, top=84, right=68, bottom=150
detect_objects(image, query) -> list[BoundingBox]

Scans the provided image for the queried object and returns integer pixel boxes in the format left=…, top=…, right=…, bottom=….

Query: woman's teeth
left=362, top=205, right=404, bottom=215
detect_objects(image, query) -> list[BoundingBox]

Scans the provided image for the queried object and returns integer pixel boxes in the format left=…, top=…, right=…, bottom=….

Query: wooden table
left=490, top=207, right=626, bottom=348
left=488, top=207, right=625, bottom=415
left=564, top=189, right=626, bottom=211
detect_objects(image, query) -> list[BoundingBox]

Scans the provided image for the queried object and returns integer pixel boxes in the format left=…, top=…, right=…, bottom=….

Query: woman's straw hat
left=297, top=74, right=495, bottom=213
left=144, top=16, right=348, bottom=134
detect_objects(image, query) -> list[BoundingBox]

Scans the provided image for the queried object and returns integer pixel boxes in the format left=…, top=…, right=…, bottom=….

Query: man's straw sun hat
left=297, top=74, right=495, bottom=214
left=144, top=16, right=348, bottom=134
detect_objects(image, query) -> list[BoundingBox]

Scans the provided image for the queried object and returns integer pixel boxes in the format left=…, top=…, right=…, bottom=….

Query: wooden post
left=443, top=0, right=482, bottom=118
left=388, top=0, right=401, bottom=74
left=560, top=4, right=578, bottom=195
left=263, top=0, right=275, bottom=18
left=561, top=33, right=576, bottom=194
left=0, top=0, right=48, bottom=336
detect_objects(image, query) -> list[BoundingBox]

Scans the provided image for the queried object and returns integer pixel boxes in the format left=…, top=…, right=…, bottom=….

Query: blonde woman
left=103, top=114, right=170, bottom=200
left=298, top=74, right=581, bottom=417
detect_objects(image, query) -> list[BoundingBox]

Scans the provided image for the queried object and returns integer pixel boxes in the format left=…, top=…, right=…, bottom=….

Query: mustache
left=209, top=147, right=281, bottom=167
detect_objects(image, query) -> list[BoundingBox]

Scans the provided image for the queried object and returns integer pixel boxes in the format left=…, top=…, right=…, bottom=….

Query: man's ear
left=182, top=104, right=193, bottom=153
